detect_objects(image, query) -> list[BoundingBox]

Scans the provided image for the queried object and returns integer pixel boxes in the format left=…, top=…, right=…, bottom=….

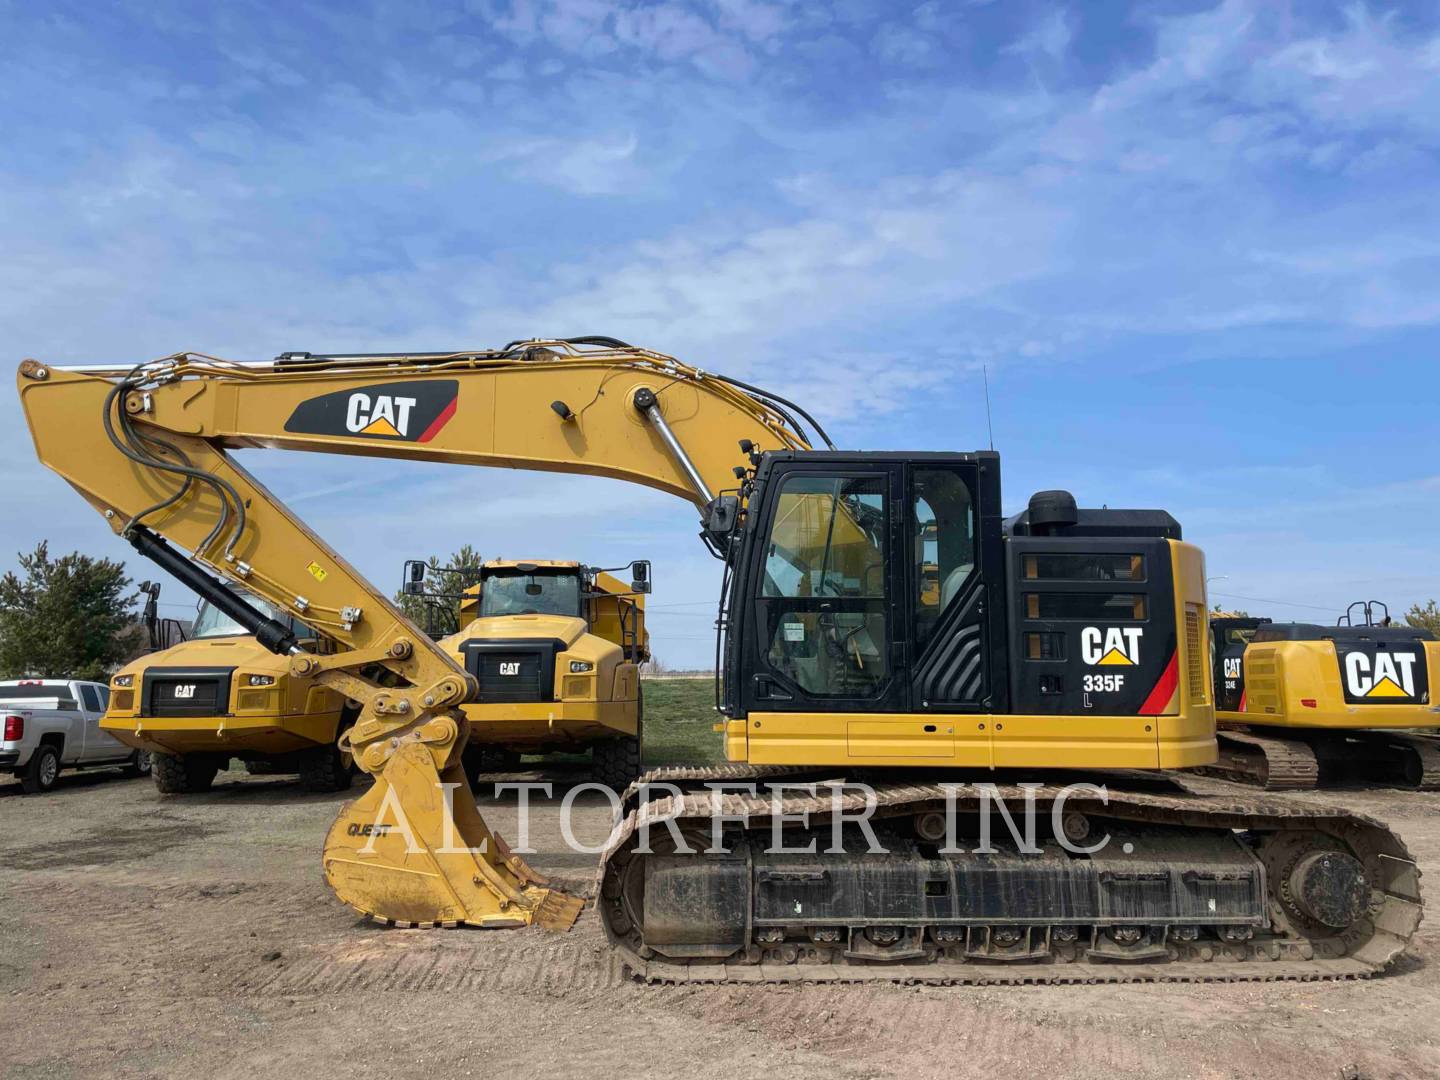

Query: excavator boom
left=17, top=341, right=807, bottom=930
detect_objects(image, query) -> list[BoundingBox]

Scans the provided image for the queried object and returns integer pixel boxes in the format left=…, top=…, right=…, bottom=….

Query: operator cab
left=722, top=450, right=1198, bottom=729
left=191, top=587, right=321, bottom=644
left=471, top=562, right=584, bottom=620
left=403, top=557, right=652, bottom=706
left=1210, top=616, right=1271, bottom=712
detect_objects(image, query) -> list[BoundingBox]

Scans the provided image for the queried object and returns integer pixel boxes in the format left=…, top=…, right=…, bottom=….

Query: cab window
left=192, top=590, right=318, bottom=641
left=480, top=571, right=582, bottom=618
left=912, top=468, right=975, bottom=652
left=759, top=474, right=889, bottom=697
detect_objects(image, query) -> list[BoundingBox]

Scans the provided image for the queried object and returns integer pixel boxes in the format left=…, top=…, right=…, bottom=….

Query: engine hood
left=443, top=614, right=590, bottom=650
left=119, top=635, right=293, bottom=678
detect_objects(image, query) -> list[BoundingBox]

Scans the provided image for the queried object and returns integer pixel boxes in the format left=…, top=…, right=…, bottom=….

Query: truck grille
left=474, top=652, right=544, bottom=702
left=461, top=639, right=565, bottom=704
left=142, top=667, right=233, bottom=718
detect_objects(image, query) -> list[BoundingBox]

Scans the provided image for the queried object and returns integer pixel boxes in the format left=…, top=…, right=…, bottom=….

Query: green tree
left=394, top=544, right=486, bottom=636
left=0, top=542, right=141, bottom=680
left=1406, top=600, right=1440, bottom=637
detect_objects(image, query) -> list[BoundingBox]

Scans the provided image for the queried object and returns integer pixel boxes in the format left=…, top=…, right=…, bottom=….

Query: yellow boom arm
left=16, top=340, right=810, bottom=929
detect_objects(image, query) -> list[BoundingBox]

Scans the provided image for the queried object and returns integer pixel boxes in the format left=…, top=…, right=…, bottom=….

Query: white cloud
left=4, top=0, right=1440, bottom=663
left=1004, top=8, right=1072, bottom=61
left=487, top=132, right=643, bottom=195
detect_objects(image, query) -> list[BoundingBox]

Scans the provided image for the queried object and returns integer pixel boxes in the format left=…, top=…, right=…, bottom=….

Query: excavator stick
left=324, top=743, right=583, bottom=929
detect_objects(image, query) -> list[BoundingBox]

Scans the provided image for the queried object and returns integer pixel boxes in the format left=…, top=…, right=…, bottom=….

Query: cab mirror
left=402, top=560, right=427, bottom=596
left=631, top=559, right=652, bottom=594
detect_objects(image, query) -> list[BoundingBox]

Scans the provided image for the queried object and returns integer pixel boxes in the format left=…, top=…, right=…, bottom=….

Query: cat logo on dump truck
left=284, top=380, right=459, bottom=443
left=1342, top=648, right=1424, bottom=703
left=1081, top=626, right=1142, bottom=666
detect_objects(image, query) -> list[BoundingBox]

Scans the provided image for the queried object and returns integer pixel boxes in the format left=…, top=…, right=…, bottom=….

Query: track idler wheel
left=1286, top=850, right=1369, bottom=930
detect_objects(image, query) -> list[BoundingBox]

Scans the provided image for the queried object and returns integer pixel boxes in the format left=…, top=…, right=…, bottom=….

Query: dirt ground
left=3, top=766, right=1439, bottom=1080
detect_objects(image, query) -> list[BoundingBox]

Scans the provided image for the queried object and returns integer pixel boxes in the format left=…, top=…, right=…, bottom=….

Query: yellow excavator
left=410, top=557, right=650, bottom=786
left=15, top=339, right=1421, bottom=983
left=1209, top=603, right=1440, bottom=789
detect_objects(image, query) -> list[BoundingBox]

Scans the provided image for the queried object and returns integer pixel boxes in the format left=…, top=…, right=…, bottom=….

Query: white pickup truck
left=0, top=679, right=150, bottom=794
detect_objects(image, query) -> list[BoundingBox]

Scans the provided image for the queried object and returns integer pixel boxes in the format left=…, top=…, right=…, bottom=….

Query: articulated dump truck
left=104, top=585, right=357, bottom=793
left=15, top=339, right=1424, bottom=984
left=413, top=557, right=651, bottom=787
left=103, top=556, right=651, bottom=795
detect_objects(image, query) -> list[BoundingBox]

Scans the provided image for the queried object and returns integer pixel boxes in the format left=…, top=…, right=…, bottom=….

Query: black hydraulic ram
left=125, top=526, right=299, bottom=655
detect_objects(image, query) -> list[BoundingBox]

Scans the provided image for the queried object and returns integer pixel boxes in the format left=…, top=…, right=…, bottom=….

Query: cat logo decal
left=285, top=380, right=458, bottom=443
left=1344, top=651, right=1419, bottom=699
left=1081, top=626, right=1143, bottom=666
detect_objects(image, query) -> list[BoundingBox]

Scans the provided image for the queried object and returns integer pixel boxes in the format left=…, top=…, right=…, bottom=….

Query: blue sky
left=2, top=0, right=1437, bottom=666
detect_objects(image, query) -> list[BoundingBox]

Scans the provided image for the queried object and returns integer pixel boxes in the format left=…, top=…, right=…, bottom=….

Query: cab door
left=903, top=462, right=997, bottom=763
left=76, top=683, right=115, bottom=761
left=741, top=463, right=905, bottom=727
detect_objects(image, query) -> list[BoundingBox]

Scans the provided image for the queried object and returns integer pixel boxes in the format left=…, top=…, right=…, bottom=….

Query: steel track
left=1204, top=730, right=1320, bottom=790
left=597, top=768, right=1423, bottom=986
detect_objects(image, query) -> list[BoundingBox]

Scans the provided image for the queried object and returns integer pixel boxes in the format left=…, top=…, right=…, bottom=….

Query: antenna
left=982, top=363, right=995, bottom=451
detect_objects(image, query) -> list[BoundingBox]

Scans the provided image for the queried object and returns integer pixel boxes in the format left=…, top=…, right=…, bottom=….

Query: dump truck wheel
left=594, top=687, right=644, bottom=790
left=152, top=752, right=220, bottom=794
left=297, top=712, right=357, bottom=794
left=460, top=742, right=486, bottom=789
left=593, top=736, right=641, bottom=789
left=298, top=742, right=353, bottom=793
left=20, top=744, right=61, bottom=794
left=482, top=747, right=523, bottom=772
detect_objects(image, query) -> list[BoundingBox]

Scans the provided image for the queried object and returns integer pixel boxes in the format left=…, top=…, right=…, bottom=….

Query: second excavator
left=1209, top=602, right=1440, bottom=790
left=16, top=338, right=1422, bottom=983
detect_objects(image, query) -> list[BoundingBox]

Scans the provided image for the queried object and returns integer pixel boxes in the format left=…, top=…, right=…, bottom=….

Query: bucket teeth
left=534, top=889, right=586, bottom=931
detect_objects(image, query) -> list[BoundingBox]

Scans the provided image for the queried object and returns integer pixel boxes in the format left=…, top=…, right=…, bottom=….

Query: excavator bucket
left=322, top=743, right=584, bottom=930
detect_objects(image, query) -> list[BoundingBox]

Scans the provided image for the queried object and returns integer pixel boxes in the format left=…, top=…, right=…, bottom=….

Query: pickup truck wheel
left=152, top=752, right=220, bottom=794
left=122, top=751, right=152, bottom=778
left=20, top=744, right=61, bottom=794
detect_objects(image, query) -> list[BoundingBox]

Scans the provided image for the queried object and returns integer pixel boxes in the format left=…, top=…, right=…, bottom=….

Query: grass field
left=642, top=676, right=724, bottom=766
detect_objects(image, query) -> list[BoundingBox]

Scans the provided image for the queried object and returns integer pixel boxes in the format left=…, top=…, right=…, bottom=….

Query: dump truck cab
left=102, top=587, right=356, bottom=793
left=423, top=558, right=649, bottom=785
